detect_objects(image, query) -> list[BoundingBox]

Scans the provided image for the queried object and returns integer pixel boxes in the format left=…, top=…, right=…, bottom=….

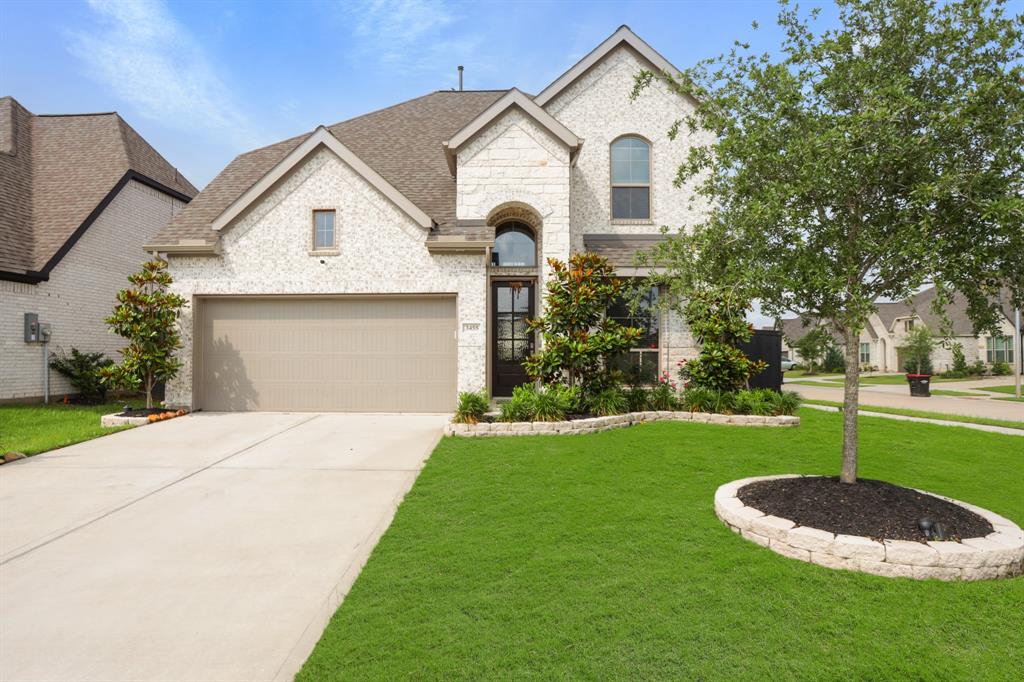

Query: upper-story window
left=313, top=209, right=336, bottom=250
left=904, top=319, right=915, bottom=331
left=491, top=222, right=536, bottom=267
left=610, top=136, right=651, bottom=220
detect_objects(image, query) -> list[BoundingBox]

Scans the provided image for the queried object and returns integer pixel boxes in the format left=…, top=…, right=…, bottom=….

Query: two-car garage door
left=196, top=296, right=457, bottom=412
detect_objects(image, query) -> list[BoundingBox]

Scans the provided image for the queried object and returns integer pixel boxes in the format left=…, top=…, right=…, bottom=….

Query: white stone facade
left=164, top=148, right=488, bottom=407
left=1, top=180, right=186, bottom=400
left=164, top=42, right=707, bottom=409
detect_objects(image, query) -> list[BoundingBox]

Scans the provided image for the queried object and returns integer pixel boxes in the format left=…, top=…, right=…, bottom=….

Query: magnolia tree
left=103, top=260, right=186, bottom=409
left=637, top=0, right=1023, bottom=483
left=524, top=253, right=641, bottom=395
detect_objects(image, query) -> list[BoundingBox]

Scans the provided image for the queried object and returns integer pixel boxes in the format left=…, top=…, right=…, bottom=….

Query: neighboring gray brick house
left=150, top=27, right=705, bottom=412
left=0, top=97, right=196, bottom=401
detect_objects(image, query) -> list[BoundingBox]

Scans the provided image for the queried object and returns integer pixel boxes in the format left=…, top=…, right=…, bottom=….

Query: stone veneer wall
left=543, top=45, right=705, bottom=374
left=165, top=147, right=489, bottom=408
left=446, top=411, right=799, bottom=437
left=715, top=475, right=1024, bottom=581
left=1, top=180, right=186, bottom=400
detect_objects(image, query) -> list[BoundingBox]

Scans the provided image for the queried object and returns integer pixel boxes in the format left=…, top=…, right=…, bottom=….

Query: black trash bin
left=906, top=374, right=931, bottom=397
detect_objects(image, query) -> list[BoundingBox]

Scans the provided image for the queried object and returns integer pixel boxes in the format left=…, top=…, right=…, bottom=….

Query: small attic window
left=313, top=210, right=336, bottom=250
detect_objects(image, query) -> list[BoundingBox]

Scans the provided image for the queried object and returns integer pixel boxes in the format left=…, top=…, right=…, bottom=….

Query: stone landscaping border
left=101, top=413, right=152, bottom=428
left=715, top=475, right=1024, bottom=581
left=445, top=411, right=799, bottom=437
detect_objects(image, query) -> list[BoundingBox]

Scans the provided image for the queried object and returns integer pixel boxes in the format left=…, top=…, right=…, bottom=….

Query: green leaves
left=523, top=253, right=642, bottom=394
left=104, top=260, right=185, bottom=408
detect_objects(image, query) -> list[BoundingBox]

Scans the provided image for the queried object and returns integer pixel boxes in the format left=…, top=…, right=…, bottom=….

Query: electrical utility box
left=24, top=312, right=39, bottom=343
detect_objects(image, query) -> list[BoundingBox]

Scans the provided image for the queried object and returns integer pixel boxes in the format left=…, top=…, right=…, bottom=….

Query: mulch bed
left=737, top=476, right=993, bottom=541
left=119, top=407, right=169, bottom=418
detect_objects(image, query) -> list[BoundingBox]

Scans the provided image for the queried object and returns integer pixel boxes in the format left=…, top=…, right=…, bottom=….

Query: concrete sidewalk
left=0, top=412, right=447, bottom=682
left=791, top=384, right=1024, bottom=422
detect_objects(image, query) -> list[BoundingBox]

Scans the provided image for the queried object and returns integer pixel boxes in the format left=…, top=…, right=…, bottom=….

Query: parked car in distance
left=781, top=359, right=797, bottom=371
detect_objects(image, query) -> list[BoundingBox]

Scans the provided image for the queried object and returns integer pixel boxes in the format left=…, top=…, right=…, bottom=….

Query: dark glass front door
left=492, top=281, right=535, bottom=397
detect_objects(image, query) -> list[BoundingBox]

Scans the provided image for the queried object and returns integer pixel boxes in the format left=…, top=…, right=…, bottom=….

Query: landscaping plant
left=899, top=327, right=936, bottom=375
left=822, top=345, right=846, bottom=374
left=625, top=385, right=651, bottom=412
left=991, top=361, right=1011, bottom=376
left=790, top=327, right=832, bottom=375
left=586, top=387, right=628, bottom=417
left=102, top=260, right=186, bottom=409
left=675, top=289, right=766, bottom=392
left=454, top=391, right=489, bottom=425
left=498, top=384, right=580, bottom=422
left=48, top=347, right=113, bottom=404
left=648, top=371, right=679, bottom=410
left=523, top=253, right=642, bottom=397
left=635, top=0, right=1024, bottom=483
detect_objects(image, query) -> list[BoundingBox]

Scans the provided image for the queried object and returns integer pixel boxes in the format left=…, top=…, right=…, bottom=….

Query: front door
left=492, top=281, right=535, bottom=397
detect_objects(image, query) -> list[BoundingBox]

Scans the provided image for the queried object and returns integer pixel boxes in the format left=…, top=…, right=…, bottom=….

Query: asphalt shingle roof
left=151, top=90, right=508, bottom=246
left=0, top=96, right=197, bottom=277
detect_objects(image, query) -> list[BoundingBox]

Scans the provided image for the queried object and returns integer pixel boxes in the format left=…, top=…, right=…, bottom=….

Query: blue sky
left=1, top=0, right=845, bottom=189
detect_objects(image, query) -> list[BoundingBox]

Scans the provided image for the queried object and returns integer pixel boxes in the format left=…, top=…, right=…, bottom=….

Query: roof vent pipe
left=458, top=65, right=464, bottom=91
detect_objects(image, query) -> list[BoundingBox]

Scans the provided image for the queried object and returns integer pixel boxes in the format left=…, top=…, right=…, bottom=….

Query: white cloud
left=69, top=0, right=261, bottom=149
left=341, top=0, right=491, bottom=82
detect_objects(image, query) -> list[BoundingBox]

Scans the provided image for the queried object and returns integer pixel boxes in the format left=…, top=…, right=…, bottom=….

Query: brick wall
left=1, top=180, right=186, bottom=400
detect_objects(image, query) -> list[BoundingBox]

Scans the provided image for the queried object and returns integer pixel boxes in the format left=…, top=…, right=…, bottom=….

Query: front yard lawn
left=299, top=409, right=1024, bottom=680
left=0, top=401, right=139, bottom=456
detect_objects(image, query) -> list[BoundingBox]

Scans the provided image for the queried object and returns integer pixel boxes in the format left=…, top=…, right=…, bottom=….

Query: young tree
left=678, top=288, right=767, bottom=391
left=791, top=327, right=832, bottom=375
left=524, top=253, right=641, bottom=395
left=103, top=260, right=186, bottom=409
left=638, top=0, right=1024, bottom=483
left=900, top=326, right=937, bottom=375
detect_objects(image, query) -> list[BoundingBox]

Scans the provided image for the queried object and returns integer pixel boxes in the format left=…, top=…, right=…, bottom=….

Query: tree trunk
left=840, top=328, right=860, bottom=484
left=145, top=374, right=154, bottom=410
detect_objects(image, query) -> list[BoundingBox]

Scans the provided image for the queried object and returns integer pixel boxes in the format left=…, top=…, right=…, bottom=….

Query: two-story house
left=148, top=27, right=706, bottom=412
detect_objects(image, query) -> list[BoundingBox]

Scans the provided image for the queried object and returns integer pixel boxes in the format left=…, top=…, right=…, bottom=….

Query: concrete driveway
left=0, top=412, right=446, bottom=682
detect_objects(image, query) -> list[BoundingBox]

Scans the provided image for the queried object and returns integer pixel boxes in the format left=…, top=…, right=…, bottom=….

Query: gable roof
left=150, top=90, right=506, bottom=250
left=534, top=25, right=686, bottom=107
left=442, top=88, right=582, bottom=175
left=0, top=96, right=197, bottom=282
left=212, top=126, right=432, bottom=231
left=888, top=287, right=1015, bottom=336
left=780, top=317, right=843, bottom=346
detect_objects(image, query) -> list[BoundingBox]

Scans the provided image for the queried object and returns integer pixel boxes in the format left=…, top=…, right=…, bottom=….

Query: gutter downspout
left=42, top=336, right=49, bottom=404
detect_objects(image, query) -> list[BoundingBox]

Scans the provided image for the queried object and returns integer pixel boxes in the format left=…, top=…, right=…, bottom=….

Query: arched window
left=491, top=222, right=536, bottom=267
left=610, top=136, right=651, bottom=220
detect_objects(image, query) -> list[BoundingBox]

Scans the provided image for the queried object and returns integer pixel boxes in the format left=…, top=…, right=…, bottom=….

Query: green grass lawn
left=801, top=399, right=1024, bottom=431
left=784, top=369, right=842, bottom=379
left=0, top=401, right=140, bottom=456
left=298, top=409, right=1024, bottom=680
left=984, top=384, right=1023, bottom=395
left=930, top=388, right=985, bottom=397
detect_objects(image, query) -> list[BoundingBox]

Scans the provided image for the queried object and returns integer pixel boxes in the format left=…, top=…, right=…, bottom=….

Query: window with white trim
left=607, top=286, right=660, bottom=383
left=313, top=210, right=336, bottom=250
left=859, top=342, right=871, bottom=364
left=904, top=319, right=915, bottom=331
left=610, top=136, right=651, bottom=220
left=986, top=336, right=1014, bottom=364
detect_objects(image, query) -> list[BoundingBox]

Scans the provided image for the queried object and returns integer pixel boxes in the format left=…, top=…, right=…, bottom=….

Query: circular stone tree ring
left=714, top=475, right=1024, bottom=581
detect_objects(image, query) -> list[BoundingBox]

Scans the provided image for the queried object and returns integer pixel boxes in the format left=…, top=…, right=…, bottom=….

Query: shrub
left=733, top=388, right=779, bottom=416
left=774, top=390, right=802, bottom=415
left=968, top=360, right=987, bottom=376
left=648, top=372, right=679, bottom=410
left=951, top=343, right=968, bottom=374
left=902, top=355, right=934, bottom=375
left=523, top=253, right=641, bottom=394
left=625, top=385, right=651, bottom=412
left=822, top=345, right=846, bottom=373
left=453, top=390, right=489, bottom=424
left=587, top=387, right=628, bottom=416
left=991, top=361, right=1011, bottom=376
left=681, top=386, right=713, bottom=412
left=707, top=388, right=736, bottom=415
left=498, top=384, right=580, bottom=422
left=677, top=288, right=767, bottom=391
left=48, top=347, right=113, bottom=403
left=102, top=260, right=186, bottom=409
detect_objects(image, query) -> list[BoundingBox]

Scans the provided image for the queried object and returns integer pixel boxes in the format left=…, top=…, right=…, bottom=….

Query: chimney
left=458, top=65, right=464, bottom=91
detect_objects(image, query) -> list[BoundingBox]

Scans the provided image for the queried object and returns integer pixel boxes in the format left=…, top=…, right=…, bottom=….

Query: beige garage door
left=196, top=296, right=457, bottom=412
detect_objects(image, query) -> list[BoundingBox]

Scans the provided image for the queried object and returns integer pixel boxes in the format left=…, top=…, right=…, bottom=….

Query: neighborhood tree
left=103, top=260, right=186, bottom=409
left=638, top=0, right=1024, bottom=483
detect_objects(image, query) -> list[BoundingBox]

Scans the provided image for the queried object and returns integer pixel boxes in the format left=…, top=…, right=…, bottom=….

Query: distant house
left=780, top=287, right=1019, bottom=373
left=0, top=96, right=197, bottom=401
